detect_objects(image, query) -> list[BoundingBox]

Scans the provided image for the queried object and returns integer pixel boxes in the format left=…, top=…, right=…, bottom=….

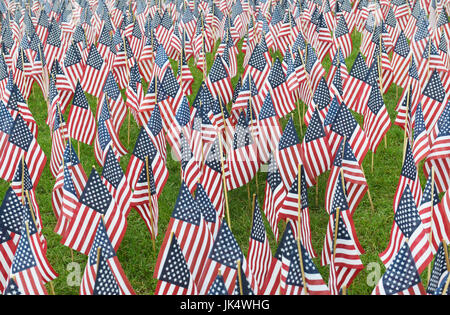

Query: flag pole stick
left=402, top=83, right=411, bottom=161
left=333, top=207, right=341, bottom=262
left=360, top=165, right=375, bottom=212
left=297, top=164, right=308, bottom=295
left=217, top=129, right=231, bottom=230
left=237, top=259, right=243, bottom=295
left=427, top=166, right=436, bottom=284
left=145, top=156, right=157, bottom=252
left=251, top=193, right=256, bottom=221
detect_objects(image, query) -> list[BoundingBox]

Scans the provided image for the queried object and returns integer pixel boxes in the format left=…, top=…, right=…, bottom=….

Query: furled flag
left=154, top=182, right=214, bottom=288
left=427, top=242, right=450, bottom=295
left=80, top=218, right=135, bottom=295
left=334, top=15, right=352, bottom=59
left=177, top=49, right=194, bottom=95
left=166, top=95, right=191, bottom=161
left=197, top=220, right=258, bottom=294
left=0, top=114, right=46, bottom=184
left=380, top=185, right=433, bottom=274
left=244, top=43, right=271, bottom=92
left=64, top=42, right=85, bottom=92
left=155, top=234, right=198, bottom=295
left=247, top=196, right=273, bottom=292
left=393, top=142, right=423, bottom=212
left=61, top=167, right=127, bottom=255
left=50, top=104, right=68, bottom=179
left=429, top=189, right=450, bottom=253
left=373, top=242, right=426, bottom=295
left=226, top=112, right=259, bottom=190
left=67, top=82, right=96, bottom=145
left=412, top=103, right=430, bottom=165
left=392, top=31, right=411, bottom=89
left=179, top=131, right=200, bottom=195
left=102, top=71, right=127, bottom=133
left=126, top=61, right=145, bottom=124
left=262, top=221, right=330, bottom=295
left=81, top=44, right=109, bottom=98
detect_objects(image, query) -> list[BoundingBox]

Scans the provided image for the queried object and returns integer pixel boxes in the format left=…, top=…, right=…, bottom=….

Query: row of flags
left=0, top=0, right=449, bottom=295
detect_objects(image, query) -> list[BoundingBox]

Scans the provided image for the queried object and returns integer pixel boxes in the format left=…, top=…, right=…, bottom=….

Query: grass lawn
left=6, top=28, right=434, bottom=295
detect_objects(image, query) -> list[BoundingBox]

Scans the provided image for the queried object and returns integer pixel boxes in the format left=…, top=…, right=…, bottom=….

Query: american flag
left=363, top=84, right=391, bottom=153
left=329, top=102, right=369, bottom=166
left=206, top=55, right=233, bottom=106
left=81, top=44, right=109, bottom=98
left=154, top=181, right=214, bottom=289
left=158, top=67, right=183, bottom=133
left=334, top=15, right=352, bottom=59
left=197, top=220, right=257, bottom=294
left=301, top=108, right=331, bottom=181
left=7, top=84, right=38, bottom=139
left=102, top=71, right=127, bottom=133
left=380, top=185, right=433, bottom=274
left=428, top=190, right=450, bottom=254
left=166, top=95, right=191, bottom=160
left=245, top=43, right=271, bottom=91
left=101, top=147, right=132, bottom=218
left=373, top=242, right=425, bottom=295
left=126, top=61, right=145, bottom=119
left=145, top=104, right=167, bottom=163
left=63, top=42, right=85, bottom=91
left=53, top=162, right=80, bottom=237
left=421, top=70, right=447, bottom=133
left=393, top=141, right=423, bottom=213
left=177, top=49, right=194, bottom=95
left=80, top=219, right=135, bottom=295
left=43, top=21, right=62, bottom=72
left=179, top=132, right=200, bottom=196
left=139, top=35, right=155, bottom=83
left=247, top=196, right=273, bottom=292
left=0, top=114, right=46, bottom=185
left=277, top=117, right=304, bottom=191
left=322, top=170, right=365, bottom=268
left=155, top=234, right=198, bottom=295
left=67, top=82, right=96, bottom=145
left=262, top=221, right=330, bottom=295
left=50, top=105, right=68, bottom=179
left=207, top=273, right=228, bottom=295
left=61, top=167, right=127, bottom=255
left=304, top=76, right=332, bottom=126
left=427, top=242, right=450, bottom=295
left=343, top=53, right=371, bottom=115
left=278, top=164, right=316, bottom=259
left=412, top=103, right=430, bottom=165
left=257, top=92, right=282, bottom=164
left=7, top=222, right=49, bottom=295
left=61, top=140, right=87, bottom=197
left=226, top=112, right=259, bottom=190
left=325, top=138, right=368, bottom=216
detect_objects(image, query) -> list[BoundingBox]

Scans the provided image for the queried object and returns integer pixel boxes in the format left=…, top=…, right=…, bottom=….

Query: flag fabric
left=412, top=103, right=430, bottom=165
left=154, top=182, right=214, bottom=290
left=265, top=58, right=296, bottom=118
left=81, top=44, right=109, bottom=98
left=67, top=82, right=96, bottom=145
left=427, top=242, right=450, bottom=295
left=373, top=242, right=426, bottom=295
left=247, top=196, right=273, bottom=292
left=343, top=53, right=371, bottom=115
left=80, top=218, right=134, bottom=295
left=380, top=185, right=433, bottom=274
left=206, top=55, right=233, bottom=105
left=61, top=168, right=127, bottom=255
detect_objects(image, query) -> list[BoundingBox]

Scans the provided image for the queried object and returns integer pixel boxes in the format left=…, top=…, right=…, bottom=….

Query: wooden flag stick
left=296, top=236, right=308, bottom=295
left=444, top=241, right=450, bottom=272
left=251, top=193, right=256, bottom=220
left=217, top=131, right=231, bottom=231
left=297, top=164, right=302, bottom=240
left=360, top=165, right=375, bottom=212
left=145, top=156, right=156, bottom=252
left=427, top=166, right=436, bottom=284
left=237, top=259, right=243, bottom=295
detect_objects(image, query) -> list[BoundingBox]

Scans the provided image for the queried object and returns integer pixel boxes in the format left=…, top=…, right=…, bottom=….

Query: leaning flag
left=380, top=185, right=433, bottom=274
left=80, top=44, right=109, bottom=98
left=155, top=235, right=198, bottom=295
left=80, top=218, right=134, bottom=295
left=373, top=242, right=425, bottom=295
left=61, top=168, right=127, bottom=255
left=154, top=182, right=213, bottom=288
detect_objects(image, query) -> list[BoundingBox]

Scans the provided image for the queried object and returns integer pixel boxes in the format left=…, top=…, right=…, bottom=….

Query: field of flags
left=0, top=0, right=449, bottom=296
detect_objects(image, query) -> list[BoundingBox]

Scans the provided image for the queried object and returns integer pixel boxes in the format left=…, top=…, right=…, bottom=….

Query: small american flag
left=82, top=44, right=110, bottom=97
left=374, top=242, right=425, bottom=295
left=364, top=84, right=391, bottom=153
left=67, top=82, right=96, bottom=145
left=155, top=234, right=198, bottom=295
left=247, top=196, right=273, bottom=292
left=412, top=103, right=430, bottom=165
left=80, top=219, right=135, bottom=295
left=207, top=55, right=233, bottom=105
left=427, top=242, right=450, bottom=294
left=257, top=92, right=282, bottom=164
left=61, top=167, right=127, bottom=255
left=344, top=53, right=371, bottom=115
left=392, top=31, right=411, bottom=89
left=63, top=42, right=85, bottom=91
left=380, top=185, right=433, bottom=275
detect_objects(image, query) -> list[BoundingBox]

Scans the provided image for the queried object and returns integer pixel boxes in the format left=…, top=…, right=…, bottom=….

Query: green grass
left=8, top=29, right=433, bottom=295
